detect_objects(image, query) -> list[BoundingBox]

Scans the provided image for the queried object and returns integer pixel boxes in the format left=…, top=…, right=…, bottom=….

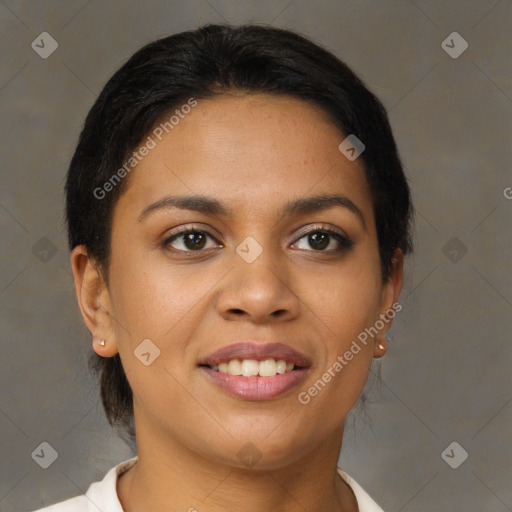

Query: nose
left=216, top=247, right=300, bottom=324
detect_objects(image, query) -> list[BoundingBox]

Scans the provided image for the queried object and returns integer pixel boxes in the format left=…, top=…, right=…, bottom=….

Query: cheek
left=108, top=252, right=226, bottom=371
left=292, top=251, right=382, bottom=406
left=296, top=258, right=382, bottom=341
left=108, top=258, right=211, bottom=409
left=296, top=271, right=380, bottom=423
left=109, top=241, right=176, bottom=321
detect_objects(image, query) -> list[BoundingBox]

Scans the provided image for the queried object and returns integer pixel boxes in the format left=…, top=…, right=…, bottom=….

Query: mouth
left=198, top=342, right=311, bottom=401
left=202, top=358, right=297, bottom=377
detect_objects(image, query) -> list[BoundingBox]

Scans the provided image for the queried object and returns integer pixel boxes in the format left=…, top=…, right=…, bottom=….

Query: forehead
left=116, top=94, right=373, bottom=224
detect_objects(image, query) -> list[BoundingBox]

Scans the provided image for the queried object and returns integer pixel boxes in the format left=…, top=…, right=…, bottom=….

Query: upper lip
left=200, top=342, right=311, bottom=368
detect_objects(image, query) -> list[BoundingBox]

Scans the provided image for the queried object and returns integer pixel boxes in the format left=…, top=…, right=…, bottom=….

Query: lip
left=201, top=367, right=309, bottom=401
left=199, top=342, right=311, bottom=367
left=198, top=342, right=312, bottom=401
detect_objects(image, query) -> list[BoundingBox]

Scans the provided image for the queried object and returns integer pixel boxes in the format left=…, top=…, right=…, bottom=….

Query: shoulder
left=29, top=457, right=138, bottom=512
left=337, top=467, right=385, bottom=512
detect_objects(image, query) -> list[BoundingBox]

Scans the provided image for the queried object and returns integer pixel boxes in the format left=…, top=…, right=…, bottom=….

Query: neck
left=117, top=419, right=358, bottom=512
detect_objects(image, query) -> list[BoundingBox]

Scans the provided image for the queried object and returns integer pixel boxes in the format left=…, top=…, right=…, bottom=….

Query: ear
left=70, top=245, right=119, bottom=358
left=373, top=249, right=404, bottom=358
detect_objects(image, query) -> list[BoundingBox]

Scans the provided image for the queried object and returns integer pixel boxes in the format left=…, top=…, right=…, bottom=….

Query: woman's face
left=82, top=94, right=402, bottom=469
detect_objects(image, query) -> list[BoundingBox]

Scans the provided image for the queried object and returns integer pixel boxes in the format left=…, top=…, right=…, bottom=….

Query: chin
left=204, top=432, right=317, bottom=473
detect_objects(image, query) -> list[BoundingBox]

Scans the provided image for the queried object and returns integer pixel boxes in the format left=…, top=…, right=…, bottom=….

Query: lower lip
left=200, top=367, right=309, bottom=401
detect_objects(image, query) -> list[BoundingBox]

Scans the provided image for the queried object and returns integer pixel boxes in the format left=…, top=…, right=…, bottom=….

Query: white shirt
left=31, top=456, right=384, bottom=511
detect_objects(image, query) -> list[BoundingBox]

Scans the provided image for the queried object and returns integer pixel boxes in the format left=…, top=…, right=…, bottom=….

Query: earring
left=378, top=343, right=385, bottom=350
left=97, top=339, right=106, bottom=347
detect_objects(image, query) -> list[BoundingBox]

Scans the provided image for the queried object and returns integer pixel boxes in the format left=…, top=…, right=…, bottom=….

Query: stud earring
left=97, top=339, right=106, bottom=347
left=378, top=343, right=385, bottom=350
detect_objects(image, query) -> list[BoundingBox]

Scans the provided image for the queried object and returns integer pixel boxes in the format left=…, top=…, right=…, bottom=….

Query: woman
left=33, top=23, right=413, bottom=511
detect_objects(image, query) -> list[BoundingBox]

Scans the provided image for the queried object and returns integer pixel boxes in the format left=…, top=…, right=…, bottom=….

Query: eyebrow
left=137, top=193, right=366, bottom=230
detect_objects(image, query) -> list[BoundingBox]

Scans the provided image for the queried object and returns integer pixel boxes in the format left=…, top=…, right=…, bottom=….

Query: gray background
left=1, top=1, right=511, bottom=511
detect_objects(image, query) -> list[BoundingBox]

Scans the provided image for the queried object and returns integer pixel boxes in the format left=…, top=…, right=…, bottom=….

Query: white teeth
left=213, top=358, right=295, bottom=377
left=227, top=359, right=242, bottom=375
left=259, top=359, right=277, bottom=377
left=241, top=359, right=259, bottom=377
left=276, top=359, right=287, bottom=374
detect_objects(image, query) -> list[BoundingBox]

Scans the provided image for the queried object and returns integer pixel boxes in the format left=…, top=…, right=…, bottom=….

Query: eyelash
left=162, top=225, right=354, bottom=255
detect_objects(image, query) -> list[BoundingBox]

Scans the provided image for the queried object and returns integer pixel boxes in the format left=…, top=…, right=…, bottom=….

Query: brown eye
left=307, top=232, right=330, bottom=251
left=163, top=229, right=220, bottom=252
left=293, top=228, right=354, bottom=253
left=182, top=232, right=207, bottom=250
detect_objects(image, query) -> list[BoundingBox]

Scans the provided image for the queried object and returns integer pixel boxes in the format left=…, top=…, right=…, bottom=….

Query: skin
left=71, top=93, right=403, bottom=512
